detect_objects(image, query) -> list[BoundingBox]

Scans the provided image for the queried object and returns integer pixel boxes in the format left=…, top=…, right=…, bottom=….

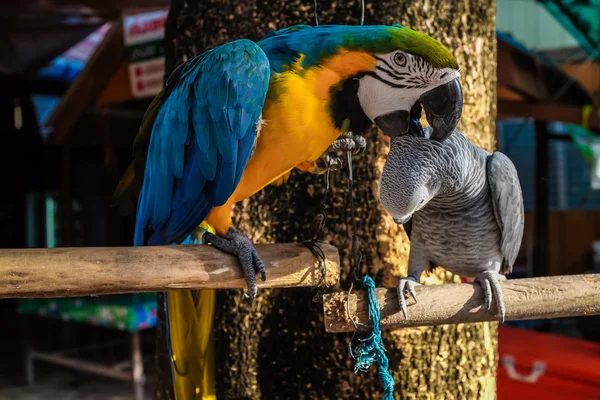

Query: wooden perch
left=0, top=243, right=339, bottom=299
left=323, top=274, right=600, bottom=333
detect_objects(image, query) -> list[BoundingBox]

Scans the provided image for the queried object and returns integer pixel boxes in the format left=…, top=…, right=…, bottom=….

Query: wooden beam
left=0, top=243, right=340, bottom=298
left=498, top=100, right=600, bottom=130
left=497, top=85, right=525, bottom=102
left=31, top=351, right=132, bottom=381
left=97, top=60, right=135, bottom=105
left=497, top=38, right=548, bottom=100
left=45, top=18, right=124, bottom=144
left=322, top=274, right=600, bottom=333
left=562, top=63, right=600, bottom=95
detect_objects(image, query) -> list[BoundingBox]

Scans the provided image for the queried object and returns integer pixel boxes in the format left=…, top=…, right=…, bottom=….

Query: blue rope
left=352, top=276, right=395, bottom=400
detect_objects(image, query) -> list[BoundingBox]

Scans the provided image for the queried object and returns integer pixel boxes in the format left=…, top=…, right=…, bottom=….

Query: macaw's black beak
left=374, top=110, right=411, bottom=138
left=419, top=77, right=463, bottom=142
left=373, top=77, right=463, bottom=142
left=374, top=106, right=426, bottom=139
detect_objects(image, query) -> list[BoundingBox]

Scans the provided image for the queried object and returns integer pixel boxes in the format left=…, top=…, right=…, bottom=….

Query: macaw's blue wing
left=134, top=39, right=270, bottom=246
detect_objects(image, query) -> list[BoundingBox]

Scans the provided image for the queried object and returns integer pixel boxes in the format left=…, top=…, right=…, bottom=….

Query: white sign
left=123, top=10, right=168, bottom=98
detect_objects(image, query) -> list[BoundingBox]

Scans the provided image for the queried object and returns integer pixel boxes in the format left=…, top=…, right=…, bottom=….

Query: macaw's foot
left=330, top=134, right=367, bottom=155
left=203, top=226, right=266, bottom=300
left=475, top=270, right=506, bottom=323
left=313, top=152, right=343, bottom=174
left=397, top=275, right=421, bottom=319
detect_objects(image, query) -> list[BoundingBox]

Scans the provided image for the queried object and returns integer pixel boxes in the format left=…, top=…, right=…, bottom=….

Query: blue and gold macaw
left=113, top=25, right=463, bottom=399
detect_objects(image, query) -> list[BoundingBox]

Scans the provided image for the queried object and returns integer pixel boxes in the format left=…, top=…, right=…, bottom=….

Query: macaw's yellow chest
left=256, top=50, right=377, bottom=166
left=258, top=76, right=339, bottom=165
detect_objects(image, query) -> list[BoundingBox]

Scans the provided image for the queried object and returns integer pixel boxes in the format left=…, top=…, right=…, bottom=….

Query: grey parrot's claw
left=479, top=278, right=493, bottom=311
left=203, top=228, right=266, bottom=300
left=407, top=283, right=418, bottom=303
left=475, top=271, right=506, bottom=323
left=397, top=276, right=421, bottom=320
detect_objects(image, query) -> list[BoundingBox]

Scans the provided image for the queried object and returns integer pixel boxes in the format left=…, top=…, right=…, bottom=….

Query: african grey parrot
left=379, top=128, right=524, bottom=322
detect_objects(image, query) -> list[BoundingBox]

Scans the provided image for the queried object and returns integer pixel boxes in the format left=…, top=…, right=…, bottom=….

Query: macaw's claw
left=330, top=134, right=367, bottom=155
left=203, top=227, right=266, bottom=300
left=396, top=275, right=421, bottom=320
left=316, top=152, right=343, bottom=172
left=475, top=270, right=506, bottom=323
left=351, top=135, right=367, bottom=155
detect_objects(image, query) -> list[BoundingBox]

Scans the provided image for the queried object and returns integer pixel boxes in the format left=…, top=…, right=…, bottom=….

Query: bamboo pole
left=323, top=274, right=600, bottom=333
left=0, top=243, right=339, bottom=298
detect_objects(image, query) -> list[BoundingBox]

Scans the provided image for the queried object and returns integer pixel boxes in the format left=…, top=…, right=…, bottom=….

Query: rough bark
left=160, top=0, right=498, bottom=399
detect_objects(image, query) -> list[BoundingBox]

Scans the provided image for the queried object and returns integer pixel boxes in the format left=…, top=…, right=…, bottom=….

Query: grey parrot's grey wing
left=486, top=152, right=525, bottom=273
left=398, top=218, right=436, bottom=271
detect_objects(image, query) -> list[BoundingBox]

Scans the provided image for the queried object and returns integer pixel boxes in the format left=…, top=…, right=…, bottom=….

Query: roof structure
left=540, top=0, right=600, bottom=61
left=497, top=30, right=599, bottom=132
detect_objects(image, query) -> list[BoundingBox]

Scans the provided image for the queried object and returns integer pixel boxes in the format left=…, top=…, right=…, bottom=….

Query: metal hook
left=314, top=0, right=319, bottom=25
left=360, top=0, right=365, bottom=25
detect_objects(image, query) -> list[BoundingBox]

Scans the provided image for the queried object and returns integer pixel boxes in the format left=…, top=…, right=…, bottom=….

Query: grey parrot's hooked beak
left=393, top=216, right=411, bottom=225
left=374, top=77, right=463, bottom=143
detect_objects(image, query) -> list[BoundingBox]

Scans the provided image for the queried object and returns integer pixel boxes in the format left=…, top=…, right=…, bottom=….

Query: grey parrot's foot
left=397, top=275, right=421, bottom=319
left=475, top=271, right=506, bottom=323
left=330, top=134, right=367, bottom=155
left=203, top=227, right=266, bottom=300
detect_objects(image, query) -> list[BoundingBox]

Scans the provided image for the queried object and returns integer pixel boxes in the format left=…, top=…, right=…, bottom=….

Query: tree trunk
left=159, top=1, right=498, bottom=399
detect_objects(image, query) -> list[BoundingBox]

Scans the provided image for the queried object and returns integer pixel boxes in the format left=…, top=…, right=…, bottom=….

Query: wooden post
left=60, top=147, right=73, bottom=247
left=534, top=120, right=549, bottom=277
left=323, top=274, right=600, bottom=333
left=0, top=243, right=339, bottom=298
left=131, top=331, right=145, bottom=400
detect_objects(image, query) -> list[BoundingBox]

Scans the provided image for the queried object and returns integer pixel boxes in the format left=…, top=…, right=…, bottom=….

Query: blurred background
left=0, top=0, right=599, bottom=399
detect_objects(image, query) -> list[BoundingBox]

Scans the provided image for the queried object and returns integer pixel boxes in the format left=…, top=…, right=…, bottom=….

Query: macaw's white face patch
left=356, top=50, right=460, bottom=123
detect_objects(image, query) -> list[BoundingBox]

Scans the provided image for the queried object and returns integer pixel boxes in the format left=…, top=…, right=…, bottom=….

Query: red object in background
left=498, top=325, right=600, bottom=399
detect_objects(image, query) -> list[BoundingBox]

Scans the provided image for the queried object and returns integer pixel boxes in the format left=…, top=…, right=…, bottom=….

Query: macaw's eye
left=393, top=52, right=407, bottom=67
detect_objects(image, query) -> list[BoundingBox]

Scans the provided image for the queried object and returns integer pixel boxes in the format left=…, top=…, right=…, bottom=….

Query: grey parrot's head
left=379, top=135, right=447, bottom=223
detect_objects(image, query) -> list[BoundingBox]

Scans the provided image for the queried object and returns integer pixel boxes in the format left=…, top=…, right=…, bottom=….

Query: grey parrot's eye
left=393, top=52, right=407, bottom=67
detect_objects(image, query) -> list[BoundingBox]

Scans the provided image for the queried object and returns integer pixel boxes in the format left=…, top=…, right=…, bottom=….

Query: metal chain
left=345, top=147, right=364, bottom=334
left=304, top=163, right=334, bottom=302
